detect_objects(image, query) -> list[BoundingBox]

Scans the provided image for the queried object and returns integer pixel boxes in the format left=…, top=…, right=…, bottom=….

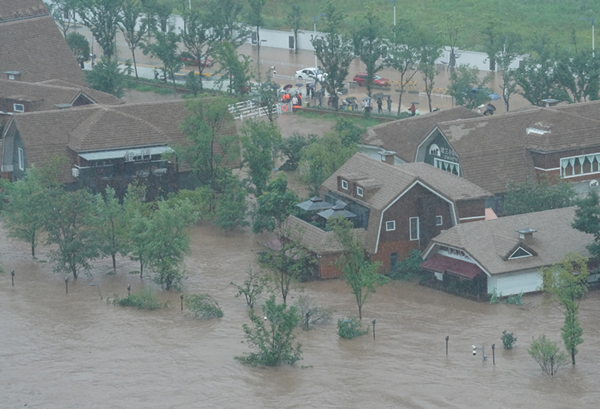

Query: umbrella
left=410, top=102, right=420, bottom=105
left=373, top=93, right=384, bottom=99
left=363, top=96, right=372, bottom=102
left=317, top=200, right=356, bottom=219
left=296, top=197, right=333, bottom=212
left=283, top=84, right=293, bottom=90
left=271, top=83, right=280, bottom=90
left=295, top=83, right=304, bottom=87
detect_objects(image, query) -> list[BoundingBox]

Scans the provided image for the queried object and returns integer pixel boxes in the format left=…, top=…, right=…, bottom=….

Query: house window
left=357, top=186, right=364, bottom=197
left=18, top=148, right=24, bottom=170
left=409, top=217, right=419, bottom=240
left=386, top=220, right=396, bottom=231
left=390, top=252, right=398, bottom=268
left=341, top=180, right=348, bottom=190
left=13, top=103, right=25, bottom=112
left=509, top=247, right=533, bottom=259
left=560, top=153, right=600, bottom=178
left=436, top=215, right=443, bottom=226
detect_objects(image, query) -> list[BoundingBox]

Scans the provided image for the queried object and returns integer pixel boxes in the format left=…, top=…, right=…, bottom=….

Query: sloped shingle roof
left=427, top=207, right=593, bottom=276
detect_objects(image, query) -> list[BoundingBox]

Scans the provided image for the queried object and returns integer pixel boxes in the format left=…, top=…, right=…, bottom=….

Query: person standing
left=409, top=103, right=416, bottom=116
left=377, top=98, right=383, bottom=113
left=387, top=96, right=392, bottom=113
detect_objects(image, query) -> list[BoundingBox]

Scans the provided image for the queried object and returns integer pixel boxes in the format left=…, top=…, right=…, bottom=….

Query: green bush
left=294, top=295, right=333, bottom=329
left=505, top=292, right=523, bottom=305
left=184, top=294, right=223, bottom=319
left=502, top=330, right=517, bottom=350
left=489, top=287, right=502, bottom=304
left=390, top=250, right=424, bottom=281
left=112, top=289, right=163, bottom=310
left=527, top=334, right=568, bottom=376
left=337, top=317, right=368, bottom=339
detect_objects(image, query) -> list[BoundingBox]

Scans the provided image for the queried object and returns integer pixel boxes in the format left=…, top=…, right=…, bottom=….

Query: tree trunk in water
left=358, top=305, right=362, bottom=320
left=31, top=244, right=35, bottom=258
left=139, top=258, right=143, bottom=278
left=572, top=348, right=576, bottom=365
left=112, top=254, right=116, bottom=270
left=132, top=49, right=138, bottom=79
left=397, top=91, right=404, bottom=116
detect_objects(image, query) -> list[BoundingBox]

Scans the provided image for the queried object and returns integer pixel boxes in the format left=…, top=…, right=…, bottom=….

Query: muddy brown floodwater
left=2, top=222, right=600, bottom=409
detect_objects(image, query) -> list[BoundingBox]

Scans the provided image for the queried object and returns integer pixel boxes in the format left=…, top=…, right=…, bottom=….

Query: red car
left=180, top=52, right=213, bottom=67
left=353, top=73, right=391, bottom=88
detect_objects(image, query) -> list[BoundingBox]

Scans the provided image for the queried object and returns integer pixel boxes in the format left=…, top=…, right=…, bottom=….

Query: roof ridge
left=69, top=107, right=108, bottom=148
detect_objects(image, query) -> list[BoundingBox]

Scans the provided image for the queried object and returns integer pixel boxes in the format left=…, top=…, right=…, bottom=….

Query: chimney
left=5, top=71, right=21, bottom=81
left=379, top=150, right=396, bottom=165
left=516, top=228, right=536, bottom=246
left=541, top=98, right=559, bottom=108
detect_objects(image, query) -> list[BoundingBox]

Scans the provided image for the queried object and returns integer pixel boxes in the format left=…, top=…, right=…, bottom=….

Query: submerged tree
left=236, top=295, right=302, bottom=367
left=540, top=252, right=589, bottom=365
left=330, top=217, right=387, bottom=319
left=94, top=187, right=125, bottom=271
left=527, top=334, right=568, bottom=376
left=239, top=119, right=282, bottom=196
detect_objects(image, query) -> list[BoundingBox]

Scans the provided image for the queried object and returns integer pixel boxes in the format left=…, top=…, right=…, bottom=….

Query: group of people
left=364, top=96, right=394, bottom=114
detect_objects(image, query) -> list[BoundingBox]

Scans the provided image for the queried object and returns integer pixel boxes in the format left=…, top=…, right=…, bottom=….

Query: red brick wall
left=319, top=253, right=344, bottom=279
left=372, top=240, right=419, bottom=272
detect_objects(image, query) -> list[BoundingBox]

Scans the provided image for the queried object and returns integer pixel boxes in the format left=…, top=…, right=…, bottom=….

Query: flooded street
left=2, top=222, right=600, bottom=408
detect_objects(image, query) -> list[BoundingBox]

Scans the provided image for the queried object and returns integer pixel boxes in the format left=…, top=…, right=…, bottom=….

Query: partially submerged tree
left=236, top=294, right=302, bottom=367
left=287, top=4, right=302, bottom=55
left=239, top=119, right=282, bottom=196
left=527, top=334, right=568, bottom=376
left=251, top=173, right=298, bottom=234
left=447, top=64, right=492, bottom=109
left=356, top=5, right=386, bottom=99
left=209, top=0, right=249, bottom=48
left=230, top=268, right=268, bottom=308
left=180, top=9, right=215, bottom=90
left=141, top=29, right=182, bottom=89
left=214, top=41, right=253, bottom=95
left=66, top=32, right=91, bottom=66
left=79, top=0, right=124, bottom=59
left=418, top=35, right=444, bottom=112
left=94, top=187, right=125, bottom=271
left=540, top=252, right=589, bottom=365
left=330, top=217, right=387, bottom=319
left=119, top=0, right=148, bottom=79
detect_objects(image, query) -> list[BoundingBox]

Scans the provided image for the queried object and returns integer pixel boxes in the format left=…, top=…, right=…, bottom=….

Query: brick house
left=421, top=206, right=596, bottom=297
left=283, top=153, right=492, bottom=278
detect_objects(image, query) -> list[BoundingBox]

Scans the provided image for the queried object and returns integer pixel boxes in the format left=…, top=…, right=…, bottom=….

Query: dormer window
left=13, top=103, right=24, bottom=112
left=508, top=247, right=533, bottom=259
left=356, top=186, right=364, bottom=197
left=341, top=180, right=348, bottom=190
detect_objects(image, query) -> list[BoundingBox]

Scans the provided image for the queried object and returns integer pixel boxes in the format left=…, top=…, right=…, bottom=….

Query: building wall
left=457, top=198, right=487, bottom=221
left=487, top=269, right=541, bottom=296
left=319, top=253, right=344, bottom=279
left=372, top=240, right=419, bottom=272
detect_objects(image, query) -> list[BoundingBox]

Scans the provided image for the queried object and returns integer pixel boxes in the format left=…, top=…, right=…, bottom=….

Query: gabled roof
left=320, top=153, right=492, bottom=254
left=436, top=106, right=600, bottom=194
left=425, top=207, right=593, bottom=276
left=0, top=0, right=86, bottom=86
left=362, top=107, right=480, bottom=162
left=0, top=79, right=122, bottom=111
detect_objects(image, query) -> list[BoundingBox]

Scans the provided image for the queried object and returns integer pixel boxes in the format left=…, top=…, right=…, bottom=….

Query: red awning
left=421, top=254, right=482, bottom=279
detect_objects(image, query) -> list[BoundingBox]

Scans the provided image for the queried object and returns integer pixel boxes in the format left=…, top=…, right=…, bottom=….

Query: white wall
left=487, top=269, right=541, bottom=296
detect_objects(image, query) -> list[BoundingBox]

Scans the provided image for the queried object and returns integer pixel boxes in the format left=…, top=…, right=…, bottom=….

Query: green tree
left=48, top=0, right=79, bottom=38
left=214, top=41, right=253, bottom=95
left=142, top=0, right=175, bottom=33
left=572, top=189, right=600, bottom=258
left=119, top=0, right=148, bottom=79
left=298, top=131, right=357, bottom=195
left=236, top=294, right=302, bottom=367
left=386, top=20, right=421, bottom=115
left=502, top=176, right=576, bottom=216
left=122, top=182, right=151, bottom=276
left=142, top=29, right=182, bottom=89
left=496, top=36, right=521, bottom=112
left=145, top=198, right=200, bottom=290
left=180, top=9, right=215, bottom=90
left=418, top=34, right=444, bottom=113
left=79, top=0, right=124, bottom=59
left=94, top=187, right=125, bottom=271
left=44, top=188, right=98, bottom=279
left=247, top=0, right=267, bottom=78
left=441, top=12, right=463, bottom=73
left=447, top=64, right=492, bottom=109
left=2, top=166, right=49, bottom=257
left=208, top=0, right=249, bottom=48
left=330, top=217, right=387, bottom=319
left=540, top=252, right=589, bottom=365
left=251, top=173, right=298, bottom=234
left=184, top=294, right=223, bottom=318
left=176, top=96, right=239, bottom=211
left=356, top=5, right=386, bottom=99
left=278, top=133, right=316, bottom=171
left=86, top=57, right=128, bottom=98
left=527, top=334, right=568, bottom=376
left=311, top=1, right=354, bottom=108
left=214, top=172, right=248, bottom=231
left=66, top=32, right=91, bottom=65
left=555, top=49, right=600, bottom=103
left=230, top=268, right=268, bottom=308
left=240, top=120, right=282, bottom=196
left=287, top=4, right=302, bottom=55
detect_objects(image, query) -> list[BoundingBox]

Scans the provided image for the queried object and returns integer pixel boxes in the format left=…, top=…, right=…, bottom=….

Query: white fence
left=228, top=100, right=289, bottom=121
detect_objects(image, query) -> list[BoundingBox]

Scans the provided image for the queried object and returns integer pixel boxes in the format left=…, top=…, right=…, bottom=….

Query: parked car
left=353, top=73, right=391, bottom=88
left=180, top=52, right=213, bottom=67
left=295, top=67, right=326, bottom=82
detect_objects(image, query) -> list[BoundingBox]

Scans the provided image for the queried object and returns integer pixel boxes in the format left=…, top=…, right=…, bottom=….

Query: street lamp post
left=584, top=18, right=595, bottom=58
left=313, top=13, right=326, bottom=68
left=385, top=0, right=396, bottom=29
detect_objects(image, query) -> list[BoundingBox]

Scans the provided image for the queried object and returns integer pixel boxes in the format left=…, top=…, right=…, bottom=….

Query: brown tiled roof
left=0, top=0, right=48, bottom=19
left=11, top=99, right=238, bottom=182
left=0, top=79, right=122, bottom=111
left=0, top=6, right=86, bottom=86
left=362, top=107, right=480, bottom=162
left=426, top=207, right=593, bottom=276
left=320, top=153, right=492, bottom=253
left=283, top=215, right=367, bottom=255
left=437, top=106, right=600, bottom=194
left=554, top=99, right=600, bottom=122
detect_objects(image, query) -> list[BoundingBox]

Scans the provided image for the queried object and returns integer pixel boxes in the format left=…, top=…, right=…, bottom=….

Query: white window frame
left=560, top=153, right=600, bottom=178
left=433, top=158, right=460, bottom=174
left=13, top=103, right=25, bottom=112
left=357, top=186, right=364, bottom=197
left=385, top=220, right=396, bottom=231
left=436, top=215, right=443, bottom=226
left=409, top=217, right=419, bottom=241
left=341, top=179, right=348, bottom=190
left=18, top=147, right=24, bottom=170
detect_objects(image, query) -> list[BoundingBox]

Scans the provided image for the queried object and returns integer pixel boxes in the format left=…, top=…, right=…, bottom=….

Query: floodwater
left=2, top=222, right=600, bottom=409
